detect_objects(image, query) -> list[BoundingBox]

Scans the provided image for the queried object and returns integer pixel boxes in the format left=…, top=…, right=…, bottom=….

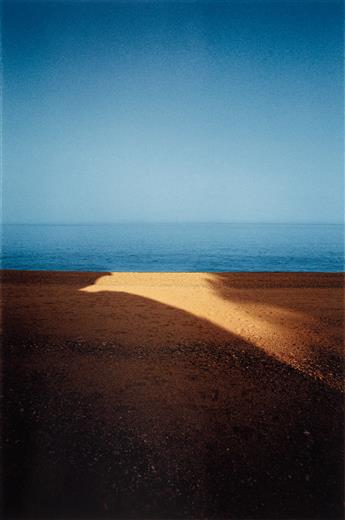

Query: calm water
left=1, top=223, right=344, bottom=272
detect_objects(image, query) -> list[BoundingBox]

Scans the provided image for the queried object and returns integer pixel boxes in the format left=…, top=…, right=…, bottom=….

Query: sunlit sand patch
left=80, top=272, right=343, bottom=391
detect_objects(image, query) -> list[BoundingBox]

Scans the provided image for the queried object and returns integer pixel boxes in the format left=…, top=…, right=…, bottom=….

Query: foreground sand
left=2, top=270, right=344, bottom=518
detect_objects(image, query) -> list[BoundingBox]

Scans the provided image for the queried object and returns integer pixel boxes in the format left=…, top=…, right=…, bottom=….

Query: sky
left=2, top=0, right=344, bottom=224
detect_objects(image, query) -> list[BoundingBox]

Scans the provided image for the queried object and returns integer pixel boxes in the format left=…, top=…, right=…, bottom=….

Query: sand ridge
left=2, top=270, right=343, bottom=390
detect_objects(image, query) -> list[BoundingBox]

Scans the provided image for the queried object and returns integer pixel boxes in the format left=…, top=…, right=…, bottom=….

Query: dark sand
left=1, top=271, right=344, bottom=519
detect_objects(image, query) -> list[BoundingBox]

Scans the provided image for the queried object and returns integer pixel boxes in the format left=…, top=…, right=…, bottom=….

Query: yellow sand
left=2, top=271, right=343, bottom=391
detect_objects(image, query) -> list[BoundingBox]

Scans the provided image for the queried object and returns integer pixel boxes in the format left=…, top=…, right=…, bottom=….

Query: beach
left=2, top=270, right=344, bottom=518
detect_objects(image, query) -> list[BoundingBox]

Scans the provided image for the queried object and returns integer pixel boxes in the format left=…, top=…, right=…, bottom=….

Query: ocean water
left=1, top=223, right=344, bottom=272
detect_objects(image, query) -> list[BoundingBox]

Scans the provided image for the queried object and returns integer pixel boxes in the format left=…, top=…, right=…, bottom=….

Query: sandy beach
left=2, top=270, right=344, bottom=518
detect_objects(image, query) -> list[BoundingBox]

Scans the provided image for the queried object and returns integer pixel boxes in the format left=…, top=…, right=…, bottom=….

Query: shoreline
left=2, top=270, right=344, bottom=518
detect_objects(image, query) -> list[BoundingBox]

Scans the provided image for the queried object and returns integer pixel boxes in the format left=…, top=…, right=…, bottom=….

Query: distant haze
left=2, top=0, right=344, bottom=224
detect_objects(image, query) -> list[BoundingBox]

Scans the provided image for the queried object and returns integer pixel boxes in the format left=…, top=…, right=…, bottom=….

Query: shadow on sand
left=208, top=272, right=344, bottom=389
left=207, top=272, right=344, bottom=319
left=1, top=271, right=344, bottom=519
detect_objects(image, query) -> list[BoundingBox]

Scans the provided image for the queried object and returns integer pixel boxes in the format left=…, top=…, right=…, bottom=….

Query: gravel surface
left=1, top=271, right=344, bottom=519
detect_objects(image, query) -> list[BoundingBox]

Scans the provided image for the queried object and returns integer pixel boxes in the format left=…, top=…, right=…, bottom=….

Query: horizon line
left=2, top=221, right=344, bottom=226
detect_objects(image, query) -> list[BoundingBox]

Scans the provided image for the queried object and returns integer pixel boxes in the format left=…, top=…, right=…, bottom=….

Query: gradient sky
left=2, top=0, right=344, bottom=224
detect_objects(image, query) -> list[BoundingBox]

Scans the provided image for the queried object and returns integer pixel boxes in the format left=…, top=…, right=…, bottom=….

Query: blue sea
left=1, top=223, right=344, bottom=272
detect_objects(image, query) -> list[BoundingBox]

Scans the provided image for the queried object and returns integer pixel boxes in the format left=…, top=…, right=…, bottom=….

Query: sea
left=1, top=223, right=344, bottom=272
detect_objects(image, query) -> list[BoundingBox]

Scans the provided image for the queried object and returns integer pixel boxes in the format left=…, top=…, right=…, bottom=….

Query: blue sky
left=2, top=0, right=344, bottom=224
